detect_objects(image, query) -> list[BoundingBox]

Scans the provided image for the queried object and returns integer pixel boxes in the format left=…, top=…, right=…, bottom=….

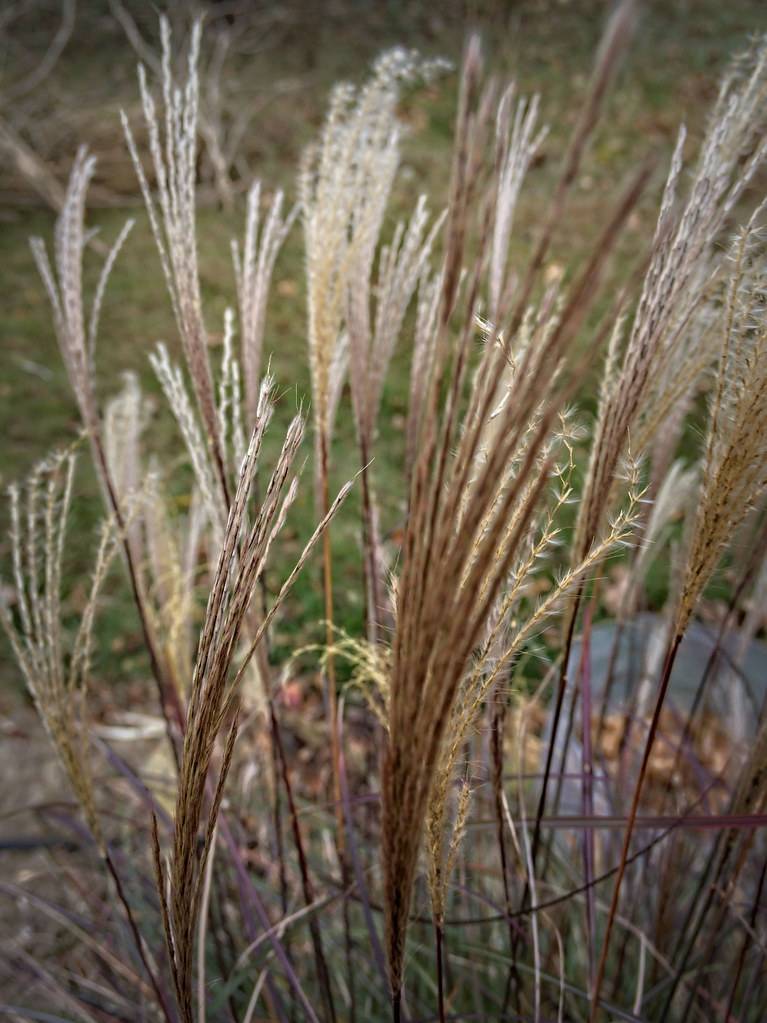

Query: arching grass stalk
left=537, top=9, right=767, bottom=905
left=590, top=203, right=767, bottom=1022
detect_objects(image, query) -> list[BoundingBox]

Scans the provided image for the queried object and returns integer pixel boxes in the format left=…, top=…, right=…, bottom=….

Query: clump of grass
left=1, top=451, right=114, bottom=847
left=4, top=6, right=767, bottom=1023
left=27, top=140, right=181, bottom=748
left=536, top=20, right=767, bottom=937
left=379, top=17, right=652, bottom=1008
left=592, top=198, right=767, bottom=1020
left=0, top=452, right=180, bottom=1022
left=158, top=382, right=351, bottom=1021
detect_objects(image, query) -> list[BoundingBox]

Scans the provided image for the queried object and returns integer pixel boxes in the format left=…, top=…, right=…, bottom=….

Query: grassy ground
left=1, top=0, right=766, bottom=694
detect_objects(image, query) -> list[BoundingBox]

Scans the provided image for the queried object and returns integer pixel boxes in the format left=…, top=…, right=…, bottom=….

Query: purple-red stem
left=589, top=631, right=683, bottom=1022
